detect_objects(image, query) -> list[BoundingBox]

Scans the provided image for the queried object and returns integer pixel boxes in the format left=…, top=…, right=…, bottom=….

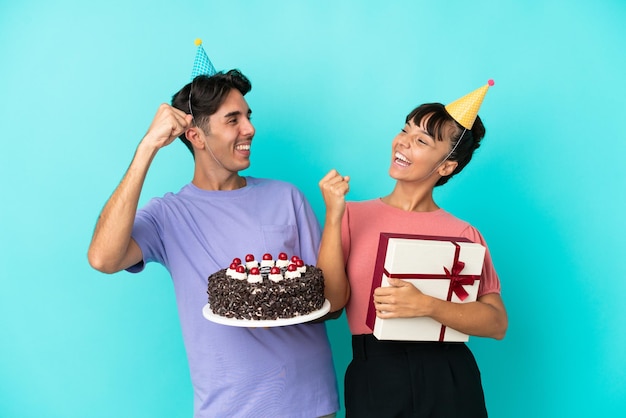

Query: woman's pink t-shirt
left=340, top=199, right=501, bottom=335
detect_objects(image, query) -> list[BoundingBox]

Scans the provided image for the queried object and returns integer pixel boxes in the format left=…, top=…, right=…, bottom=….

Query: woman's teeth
left=395, top=152, right=411, bottom=166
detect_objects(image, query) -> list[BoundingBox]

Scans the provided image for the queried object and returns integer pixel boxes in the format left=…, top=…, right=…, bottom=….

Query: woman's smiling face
left=388, top=115, right=457, bottom=184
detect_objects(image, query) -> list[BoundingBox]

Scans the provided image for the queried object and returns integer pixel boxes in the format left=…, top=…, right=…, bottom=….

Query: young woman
left=318, top=84, right=508, bottom=417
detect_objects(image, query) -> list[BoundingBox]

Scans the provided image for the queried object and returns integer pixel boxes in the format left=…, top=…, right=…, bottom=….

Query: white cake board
left=202, top=300, right=331, bottom=327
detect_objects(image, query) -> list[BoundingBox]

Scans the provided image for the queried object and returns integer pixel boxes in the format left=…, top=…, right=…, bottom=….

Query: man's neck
left=192, top=171, right=246, bottom=191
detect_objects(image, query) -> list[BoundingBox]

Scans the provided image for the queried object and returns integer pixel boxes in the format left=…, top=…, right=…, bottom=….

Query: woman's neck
left=381, top=182, right=439, bottom=212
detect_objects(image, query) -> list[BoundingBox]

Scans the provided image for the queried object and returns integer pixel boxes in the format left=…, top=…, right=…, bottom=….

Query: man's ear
left=185, top=127, right=206, bottom=150
left=438, top=160, right=458, bottom=177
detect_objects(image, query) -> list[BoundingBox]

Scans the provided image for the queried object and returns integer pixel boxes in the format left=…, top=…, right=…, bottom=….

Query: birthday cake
left=207, top=253, right=326, bottom=320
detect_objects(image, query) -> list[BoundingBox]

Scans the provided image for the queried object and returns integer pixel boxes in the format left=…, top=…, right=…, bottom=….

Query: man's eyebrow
left=223, top=110, right=242, bottom=118
left=223, top=109, right=252, bottom=118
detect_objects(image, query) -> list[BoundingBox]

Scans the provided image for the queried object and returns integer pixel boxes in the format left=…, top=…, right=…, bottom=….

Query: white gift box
left=366, top=233, right=486, bottom=342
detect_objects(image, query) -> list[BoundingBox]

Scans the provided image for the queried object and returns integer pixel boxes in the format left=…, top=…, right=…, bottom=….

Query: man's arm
left=87, top=104, right=192, bottom=274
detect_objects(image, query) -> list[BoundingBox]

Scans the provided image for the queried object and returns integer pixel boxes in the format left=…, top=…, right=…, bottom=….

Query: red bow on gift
left=444, top=259, right=475, bottom=301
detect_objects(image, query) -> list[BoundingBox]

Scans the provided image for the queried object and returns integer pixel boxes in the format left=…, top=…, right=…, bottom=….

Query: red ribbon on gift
left=383, top=241, right=478, bottom=300
left=444, top=242, right=473, bottom=301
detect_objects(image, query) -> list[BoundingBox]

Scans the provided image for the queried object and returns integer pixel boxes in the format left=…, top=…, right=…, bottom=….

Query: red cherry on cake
left=232, top=258, right=242, bottom=265
left=296, top=259, right=304, bottom=267
left=229, top=262, right=238, bottom=270
left=278, top=252, right=288, bottom=260
left=245, top=254, right=255, bottom=262
left=291, top=255, right=300, bottom=263
left=236, top=265, right=245, bottom=273
left=262, top=253, right=273, bottom=260
left=287, top=264, right=297, bottom=271
left=250, top=267, right=260, bottom=275
left=270, top=266, right=280, bottom=274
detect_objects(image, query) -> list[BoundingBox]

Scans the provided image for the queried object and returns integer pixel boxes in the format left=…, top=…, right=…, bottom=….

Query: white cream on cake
left=226, top=261, right=247, bottom=280
left=260, top=253, right=275, bottom=268
left=284, top=264, right=301, bottom=279
left=275, top=252, right=290, bottom=268
left=247, top=267, right=262, bottom=283
left=295, top=259, right=307, bottom=273
left=268, top=266, right=283, bottom=282
left=245, top=253, right=259, bottom=269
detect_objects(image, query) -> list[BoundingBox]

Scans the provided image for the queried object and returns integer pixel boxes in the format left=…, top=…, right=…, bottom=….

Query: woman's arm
left=373, top=278, right=508, bottom=340
left=317, top=169, right=351, bottom=312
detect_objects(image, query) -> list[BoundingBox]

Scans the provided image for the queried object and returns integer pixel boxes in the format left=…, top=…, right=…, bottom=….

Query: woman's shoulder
left=346, top=198, right=383, bottom=210
left=436, top=210, right=487, bottom=243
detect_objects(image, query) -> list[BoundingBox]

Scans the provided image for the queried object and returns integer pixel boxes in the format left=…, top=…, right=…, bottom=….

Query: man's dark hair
left=405, top=102, right=486, bottom=186
left=171, top=69, right=252, bottom=156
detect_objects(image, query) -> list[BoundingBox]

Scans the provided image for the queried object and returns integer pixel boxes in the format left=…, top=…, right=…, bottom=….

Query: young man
left=88, top=68, right=339, bottom=417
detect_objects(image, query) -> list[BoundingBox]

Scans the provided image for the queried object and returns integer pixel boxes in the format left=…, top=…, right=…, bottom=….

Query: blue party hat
left=190, top=39, right=217, bottom=80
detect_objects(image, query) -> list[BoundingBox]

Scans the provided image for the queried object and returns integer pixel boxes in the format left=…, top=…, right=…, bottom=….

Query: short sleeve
left=127, top=199, right=167, bottom=273
left=459, top=225, right=501, bottom=296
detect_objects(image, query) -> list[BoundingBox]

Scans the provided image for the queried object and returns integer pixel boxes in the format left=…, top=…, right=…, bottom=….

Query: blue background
left=1, top=1, right=625, bottom=417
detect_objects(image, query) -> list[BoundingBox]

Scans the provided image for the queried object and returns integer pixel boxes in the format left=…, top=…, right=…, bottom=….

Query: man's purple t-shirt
left=129, top=177, right=339, bottom=417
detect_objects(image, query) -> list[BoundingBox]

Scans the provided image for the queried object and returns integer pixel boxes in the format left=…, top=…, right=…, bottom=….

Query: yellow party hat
left=445, top=80, right=494, bottom=129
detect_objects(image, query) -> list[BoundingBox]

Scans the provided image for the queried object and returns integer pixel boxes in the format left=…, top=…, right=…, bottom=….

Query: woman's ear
left=438, top=160, right=458, bottom=177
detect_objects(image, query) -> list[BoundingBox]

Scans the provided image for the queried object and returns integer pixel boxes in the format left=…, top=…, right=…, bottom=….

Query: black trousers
left=345, top=334, right=488, bottom=418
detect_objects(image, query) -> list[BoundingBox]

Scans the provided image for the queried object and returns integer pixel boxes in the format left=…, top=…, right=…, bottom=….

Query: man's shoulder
left=137, top=185, right=192, bottom=212
left=248, top=176, right=293, bottom=187
left=247, top=177, right=302, bottom=194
